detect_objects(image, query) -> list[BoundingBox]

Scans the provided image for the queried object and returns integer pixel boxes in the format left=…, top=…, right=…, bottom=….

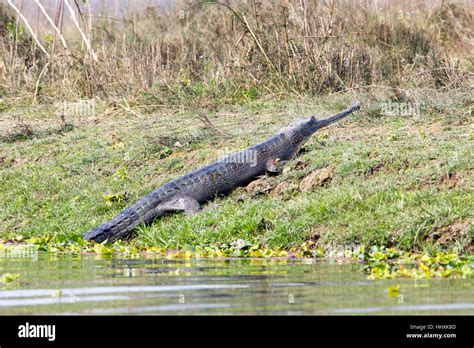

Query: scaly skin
left=83, top=102, right=361, bottom=243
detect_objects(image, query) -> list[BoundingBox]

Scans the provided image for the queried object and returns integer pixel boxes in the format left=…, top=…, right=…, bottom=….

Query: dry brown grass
left=0, top=0, right=473, bottom=106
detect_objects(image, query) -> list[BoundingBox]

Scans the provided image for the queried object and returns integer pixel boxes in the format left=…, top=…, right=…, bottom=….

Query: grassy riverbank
left=0, top=1, right=472, bottom=259
left=1, top=90, right=472, bottom=254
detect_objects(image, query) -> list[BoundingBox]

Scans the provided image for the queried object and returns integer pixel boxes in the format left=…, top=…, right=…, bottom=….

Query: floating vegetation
left=0, top=238, right=472, bottom=280
left=0, top=237, right=318, bottom=259
left=361, top=246, right=473, bottom=280
left=387, top=285, right=400, bottom=298
left=1, top=272, right=19, bottom=284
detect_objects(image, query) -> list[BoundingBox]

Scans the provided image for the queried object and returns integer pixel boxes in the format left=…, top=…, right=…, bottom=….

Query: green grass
left=0, top=91, right=472, bottom=254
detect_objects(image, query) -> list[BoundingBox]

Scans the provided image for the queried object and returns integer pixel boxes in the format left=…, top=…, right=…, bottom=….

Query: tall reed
left=0, top=0, right=472, bottom=106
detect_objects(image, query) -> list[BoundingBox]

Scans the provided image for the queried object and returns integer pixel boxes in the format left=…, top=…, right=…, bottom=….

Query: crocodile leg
left=157, top=196, right=201, bottom=216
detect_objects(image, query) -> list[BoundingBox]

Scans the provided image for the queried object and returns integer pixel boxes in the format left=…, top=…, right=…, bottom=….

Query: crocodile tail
left=83, top=225, right=112, bottom=243
left=83, top=207, right=143, bottom=243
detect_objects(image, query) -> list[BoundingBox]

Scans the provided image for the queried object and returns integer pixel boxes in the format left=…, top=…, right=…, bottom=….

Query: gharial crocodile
left=83, top=102, right=361, bottom=243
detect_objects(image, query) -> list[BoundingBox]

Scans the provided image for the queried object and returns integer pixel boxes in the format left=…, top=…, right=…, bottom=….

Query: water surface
left=0, top=252, right=472, bottom=315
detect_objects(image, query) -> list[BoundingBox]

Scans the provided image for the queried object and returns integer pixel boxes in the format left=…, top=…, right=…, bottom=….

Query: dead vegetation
left=0, top=1, right=472, bottom=106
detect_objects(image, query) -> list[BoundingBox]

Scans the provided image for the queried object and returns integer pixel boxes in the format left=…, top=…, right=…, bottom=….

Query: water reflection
left=0, top=253, right=472, bottom=315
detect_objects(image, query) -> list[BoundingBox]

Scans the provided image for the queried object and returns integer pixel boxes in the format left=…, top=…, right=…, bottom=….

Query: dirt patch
left=245, top=177, right=274, bottom=195
left=270, top=181, right=290, bottom=198
left=437, top=170, right=473, bottom=189
left=429, top=220, right=471, bottom=246
left=438, top=172, right=461, bottom=189
left=11, top=156, right=28, bottom=168
left=299, top=166, right=334, bottom=192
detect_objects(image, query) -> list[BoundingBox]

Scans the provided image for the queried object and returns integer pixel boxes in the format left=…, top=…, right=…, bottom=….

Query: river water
left=0, top=253, right=472, bottom=315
